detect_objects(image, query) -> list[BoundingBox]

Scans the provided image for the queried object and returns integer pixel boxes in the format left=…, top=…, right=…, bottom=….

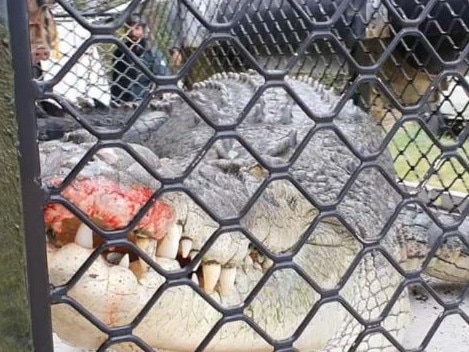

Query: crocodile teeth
left=156, top=224, right=182, bottom=259
left=253, top=261, right=263, bottom=271
left=243, top=255, right=253, bottom=268
left=136, top=237, right=157, bottom=271
left=202, top=263, right=221, bottom=294
left=263, top=258, right=274, bottom=270
left=256, top=253, right=265, bottom=264
left=75, top=223, right=93, bottom=249
left=190, top=251, right=201, bottom=271
left=191, top=273, right=199, bottom=285
left=179, top=238, right=192, bottom=258
left=106, top=252, right=124, bottom=264
left=219, top=266, right=237, bottom=297
left=119, top=254, right=130, bottom=269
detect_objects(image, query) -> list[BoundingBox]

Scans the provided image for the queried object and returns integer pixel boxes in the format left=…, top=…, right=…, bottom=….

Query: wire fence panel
left=9, top=0, right=469, bottom=351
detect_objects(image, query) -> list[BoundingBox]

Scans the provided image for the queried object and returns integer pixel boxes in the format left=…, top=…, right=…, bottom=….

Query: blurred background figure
left=110, top=13, right=169, bottom=104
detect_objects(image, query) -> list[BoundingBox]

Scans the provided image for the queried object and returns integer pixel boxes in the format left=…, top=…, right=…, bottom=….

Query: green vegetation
left=387, top=121, right=469, bottom=193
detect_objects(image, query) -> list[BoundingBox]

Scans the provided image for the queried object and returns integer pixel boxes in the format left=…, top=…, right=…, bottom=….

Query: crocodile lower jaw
left=49, top=221, right=270, bottom=297
left=47, top=228, right=339, bottom=351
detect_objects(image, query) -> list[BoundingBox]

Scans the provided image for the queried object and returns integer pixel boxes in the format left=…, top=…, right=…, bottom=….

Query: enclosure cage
left=7, top=0, right=469, bottom=351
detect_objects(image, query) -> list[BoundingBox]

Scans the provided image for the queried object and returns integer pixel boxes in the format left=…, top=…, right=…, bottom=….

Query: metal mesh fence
left=12, top=0, right=469, bottom=351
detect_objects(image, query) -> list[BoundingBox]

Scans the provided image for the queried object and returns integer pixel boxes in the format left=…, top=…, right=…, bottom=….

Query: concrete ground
left=54, top=282, right=469, bottom=352
left=402, top=282, right=469, bottom=352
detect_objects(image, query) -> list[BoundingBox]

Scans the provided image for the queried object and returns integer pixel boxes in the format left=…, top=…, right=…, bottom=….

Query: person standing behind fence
left=165, top=0, right=246, bottom=88
left=110, top=14, right=169, bottom=104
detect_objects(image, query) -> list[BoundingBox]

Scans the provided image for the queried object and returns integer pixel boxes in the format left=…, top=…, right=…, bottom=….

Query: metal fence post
left=6, top=0, right=54, bottom=351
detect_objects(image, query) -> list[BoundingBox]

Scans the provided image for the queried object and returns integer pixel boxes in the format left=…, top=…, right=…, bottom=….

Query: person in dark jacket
left=110, top=14, right=169, bottom=103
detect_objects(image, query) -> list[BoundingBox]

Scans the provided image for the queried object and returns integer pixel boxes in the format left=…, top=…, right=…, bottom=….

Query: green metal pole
left=0, top=9, right=33, bottom=352
left=0, top=0, right=54, bottom=351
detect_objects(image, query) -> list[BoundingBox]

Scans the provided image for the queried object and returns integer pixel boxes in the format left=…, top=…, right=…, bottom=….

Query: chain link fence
left=13, top=0, right=469, bottom=351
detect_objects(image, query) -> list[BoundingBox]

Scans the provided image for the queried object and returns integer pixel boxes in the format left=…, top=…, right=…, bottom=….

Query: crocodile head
left=44, top=73, right=456, bottom=351
left=44, top=140, right=355, bottom=351
left=43, top=133, right=410, bottom=352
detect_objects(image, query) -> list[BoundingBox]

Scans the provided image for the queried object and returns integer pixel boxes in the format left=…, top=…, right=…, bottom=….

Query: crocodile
left=35, top=97, right=170, bottom=142
left=41, top=71, right=469, bottom=352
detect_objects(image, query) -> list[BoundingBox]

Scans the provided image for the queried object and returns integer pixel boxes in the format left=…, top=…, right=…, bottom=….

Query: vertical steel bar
left=7, top=0, right=53, bottom=351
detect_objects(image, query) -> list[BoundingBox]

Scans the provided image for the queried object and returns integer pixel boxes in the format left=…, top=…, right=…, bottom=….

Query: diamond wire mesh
left=19, top=0, right=469, bottom=351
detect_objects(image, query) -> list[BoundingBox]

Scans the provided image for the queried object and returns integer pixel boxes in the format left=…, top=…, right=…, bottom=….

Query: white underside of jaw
left=49, top=225, right=348, bottom=352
